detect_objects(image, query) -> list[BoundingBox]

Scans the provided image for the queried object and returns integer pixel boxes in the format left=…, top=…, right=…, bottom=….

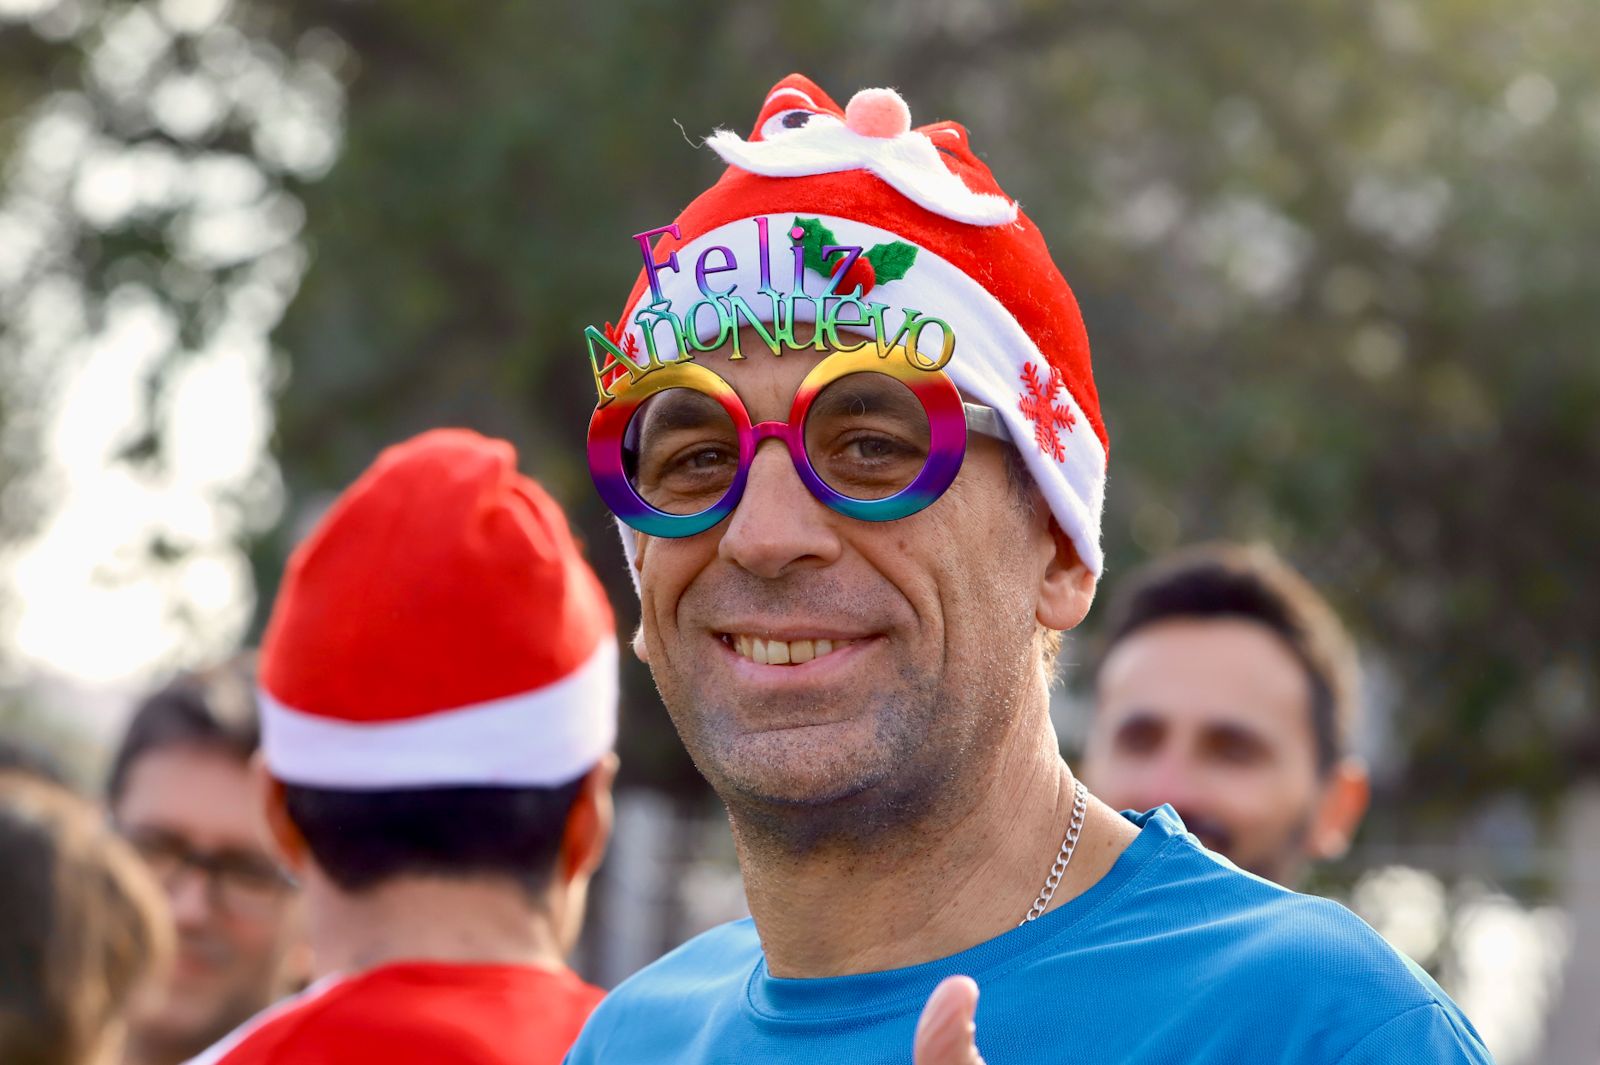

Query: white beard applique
left=704, top=93, right=1019, bottom=228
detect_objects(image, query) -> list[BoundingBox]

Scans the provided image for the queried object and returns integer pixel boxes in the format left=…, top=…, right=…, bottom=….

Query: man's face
left=1082, top=618, right=1329, bottom=885
left=115, top=745, right=302, bottom=1060
left=632, top=329, right=1057, bottom=841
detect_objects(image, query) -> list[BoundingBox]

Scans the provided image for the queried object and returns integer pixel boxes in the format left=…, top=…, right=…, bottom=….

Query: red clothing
left=190, top=961, right=605, bottom=1065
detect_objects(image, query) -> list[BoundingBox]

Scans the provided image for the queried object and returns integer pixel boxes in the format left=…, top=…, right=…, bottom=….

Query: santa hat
left=258, top=429, right=617, bottom=790
left=605, top=73, right=1107, bottom=576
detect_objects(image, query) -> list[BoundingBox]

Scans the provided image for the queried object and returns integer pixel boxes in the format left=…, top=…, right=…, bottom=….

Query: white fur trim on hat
left=260, top=638, right=618, bottom=789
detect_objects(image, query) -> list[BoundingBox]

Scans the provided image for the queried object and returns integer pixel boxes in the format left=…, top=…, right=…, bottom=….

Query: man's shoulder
left=1147, top=883, right=1493, bottom=1064
left=1010, top=823, right=1487, bottom=1056
left=569, top=918, right=762, bottom=1056
left=1202, top=883, right=1443, bottom=999
left=184, top=976, right=352, bottom=1065
left=1097, top=827, right=1448, bottom=1002
left=603, top=917, right=762, bottom=1008
left=190, top=963, right=602, bottom=1065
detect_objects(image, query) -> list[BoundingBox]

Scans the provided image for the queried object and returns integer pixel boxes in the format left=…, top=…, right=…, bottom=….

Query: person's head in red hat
left=191, top=429, right=616, bottom=1065
left=588, top=72, right=1124, bottom=951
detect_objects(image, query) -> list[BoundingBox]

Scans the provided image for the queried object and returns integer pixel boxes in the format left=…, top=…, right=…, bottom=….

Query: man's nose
left=1139, top=750, right=1210, bottom=813
left=166, top=865, right=217, bottom=927
left=1106, top=748, right=1201, bottom=815
left=718, top=441, right=843, bottom=578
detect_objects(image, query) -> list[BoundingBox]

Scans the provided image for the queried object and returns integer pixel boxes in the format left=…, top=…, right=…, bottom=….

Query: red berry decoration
left=791, top=217, right=919, bottom=298
left=830, top=254, right=877, bottom=296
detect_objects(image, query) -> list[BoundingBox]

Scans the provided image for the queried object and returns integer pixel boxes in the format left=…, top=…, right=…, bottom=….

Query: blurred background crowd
left=0, top=1, right=1594, bottom=1063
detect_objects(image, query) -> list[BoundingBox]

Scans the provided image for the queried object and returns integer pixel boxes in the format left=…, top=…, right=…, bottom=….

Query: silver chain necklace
left=1019, top=778, right=1088, bottom=925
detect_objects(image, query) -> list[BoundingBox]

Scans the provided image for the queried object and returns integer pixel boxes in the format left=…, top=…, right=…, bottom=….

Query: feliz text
left=587, top=219, right=954, bottom=407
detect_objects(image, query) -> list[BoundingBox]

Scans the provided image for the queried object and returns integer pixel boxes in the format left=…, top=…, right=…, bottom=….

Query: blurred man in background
left=107, top=660, right=306, bottom=1065
left=191, top=429, right=615, bottom=1064
left=1080, top=542, right=1371, bottom=887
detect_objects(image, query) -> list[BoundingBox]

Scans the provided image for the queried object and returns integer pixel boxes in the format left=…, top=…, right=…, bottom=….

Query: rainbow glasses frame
left=588, top=345, right=1010, bottom=538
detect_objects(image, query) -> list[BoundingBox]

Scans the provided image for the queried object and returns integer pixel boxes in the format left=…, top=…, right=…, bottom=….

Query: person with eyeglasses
left=564, top=75, right=1493, bottom=1065
left=106, top=659, right=307, bottom=1065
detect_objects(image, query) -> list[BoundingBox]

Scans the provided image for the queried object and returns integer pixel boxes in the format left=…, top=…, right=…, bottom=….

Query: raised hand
left=912, top=975, right=986, bottom=1065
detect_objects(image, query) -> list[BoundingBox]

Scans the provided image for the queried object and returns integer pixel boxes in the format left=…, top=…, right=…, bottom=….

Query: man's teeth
left=730, top=634, right=853, bottom=666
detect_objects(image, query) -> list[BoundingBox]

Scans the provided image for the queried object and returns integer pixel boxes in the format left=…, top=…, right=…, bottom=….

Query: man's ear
left=1038, top=517, right=1097, bottom=632
left=559, top=753, right=620, bottom=884
left=1308, top=758, right=1371, bottom=860
left=251, top=754, right=309, bottom=875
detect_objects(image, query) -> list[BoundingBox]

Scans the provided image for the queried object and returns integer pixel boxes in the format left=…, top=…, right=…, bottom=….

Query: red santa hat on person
left=604, top=73, right=1107, bottom=576
left=258, top=429, right=617, bottom=789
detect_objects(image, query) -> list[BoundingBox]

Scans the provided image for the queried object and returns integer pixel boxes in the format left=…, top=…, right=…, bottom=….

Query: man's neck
left=733, top=715, right=1141, bottom=978
left=305, top=876, right=567, bottom=978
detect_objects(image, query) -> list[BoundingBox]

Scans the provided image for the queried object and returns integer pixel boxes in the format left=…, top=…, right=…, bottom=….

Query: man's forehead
left=708, top=324, right=978, bottom=404
left=708, top=326, right=859, bottom=412
left=1096, top=618, right=1316, bottom=739
left=715, top=324, right=831, bottom=374
left=116, top=743, right=262, bottom=843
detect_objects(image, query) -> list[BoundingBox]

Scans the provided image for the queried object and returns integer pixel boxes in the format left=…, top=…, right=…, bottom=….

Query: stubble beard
left=657, top=633, right=1032, bottom=866
left=129, top=976, right=279, bottom=1065
left=1181, top=804, right=1316, bottom=888
left=660, top=660, right=957, bottom=858
left=652, top=527, right=1042, bottom=864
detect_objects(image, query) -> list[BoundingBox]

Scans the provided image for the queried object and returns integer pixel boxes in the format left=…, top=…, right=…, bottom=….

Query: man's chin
left=135, top=986, right=258, bottom=1053
left=708, top=742, right=952, bottom=852
left=130, top=1017, right=235, bottom=1062
left=699, top=717, right=889, bottom=798
left=717, top=755, right=884, bottom=810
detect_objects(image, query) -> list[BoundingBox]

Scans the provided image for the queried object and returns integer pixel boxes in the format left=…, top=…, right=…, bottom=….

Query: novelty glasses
left=588, top=345, right=1010, bottom=538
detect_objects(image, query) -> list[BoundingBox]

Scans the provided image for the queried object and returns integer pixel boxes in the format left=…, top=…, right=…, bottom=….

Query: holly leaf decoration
left=865, top=240, right=918, bottom=284
left=792, top=220, right=918, bottom=287
left=791, top=217, right=840, bottom=277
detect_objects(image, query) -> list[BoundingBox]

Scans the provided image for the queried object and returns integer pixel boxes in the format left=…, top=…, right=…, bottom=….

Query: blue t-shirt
left=567, top=807, right=1492, bottom=1064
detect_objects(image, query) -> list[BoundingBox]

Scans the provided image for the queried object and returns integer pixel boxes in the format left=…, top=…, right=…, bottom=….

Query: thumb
left=913, top=975, right=985, bottom=1065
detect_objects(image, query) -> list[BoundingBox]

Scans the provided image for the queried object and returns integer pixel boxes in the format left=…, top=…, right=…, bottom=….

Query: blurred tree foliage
left=0, top=0, right=341, bottom=686
left=4, top=1, right=1597, bottom=827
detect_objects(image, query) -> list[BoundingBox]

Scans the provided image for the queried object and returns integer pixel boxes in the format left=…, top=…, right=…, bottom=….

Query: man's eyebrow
left=116, top=821, right=170, bottom=839
left=1201, top=720, right=1273, bottom=748
left=634, top=395, right=729, bottom=444
left=209, top=845, right=282, bottom=867
left=1111, top=710, right=1167, bottom=735
left=808, top=381, right=923, bottom=420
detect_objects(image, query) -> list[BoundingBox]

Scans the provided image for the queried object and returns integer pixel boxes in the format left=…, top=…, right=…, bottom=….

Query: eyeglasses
left=120, top=825, right=295, bottom=919
left=588, top=345, right=1011, bottom=538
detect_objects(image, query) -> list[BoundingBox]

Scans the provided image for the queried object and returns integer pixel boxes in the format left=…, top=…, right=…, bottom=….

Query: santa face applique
left=709, top=82, right=1019, bottom=227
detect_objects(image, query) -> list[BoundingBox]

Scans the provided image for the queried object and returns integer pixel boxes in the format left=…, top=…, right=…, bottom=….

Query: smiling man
left=1081, top=542, right=1371, bottom=887
left=567, top=74, right=1492, bottom=1064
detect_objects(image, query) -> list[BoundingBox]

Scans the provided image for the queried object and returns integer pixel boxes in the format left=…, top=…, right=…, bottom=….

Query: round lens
left=624, top=387, right=740, bottom=516
left=803, top=371, right=931, bottom=502
left=124, top=831, right=185, bottom=884
left=217, top=859, right=293, bottom=916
